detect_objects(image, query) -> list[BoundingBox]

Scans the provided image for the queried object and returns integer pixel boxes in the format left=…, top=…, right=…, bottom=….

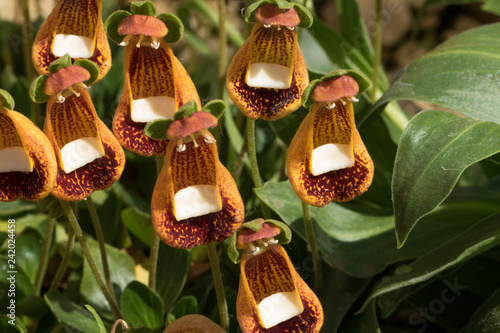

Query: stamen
left=339, top=98, right=347, bottom=106
left=176, top=140, right=186, bottom=152
left=277, top=26, right=282, bottom=31
left=264, top=237, right=278, bottom=244
left=135, top=35, right=144, bottom=48
left=263, top=24, right=271, bottom=28
left=75, top=82, right=89, bottom=90
left=350, top=96, right=359, bottom=103
left=119, top=34, right=133, bottom=47
left=56, top=93, right=65, bottom=103
left=326, top=101, right=336, bottom=109
left=248, top=242, right=260, bottom=255
left=200, top=129, right=216, bottom=144
left=190, top=134, right=199, bottom=148
left=257, top=239, right=269, bottom=247
left=150, top=36, right=160, bottom=49
left=287, top=26, right=295, bottom=30
left=67, top=86, right=80, bottom=97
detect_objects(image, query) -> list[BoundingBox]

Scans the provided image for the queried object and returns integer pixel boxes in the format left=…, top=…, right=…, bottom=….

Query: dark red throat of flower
left=312, top=76, right=359, bottom=103
left=255, top=4, right=301, bottom=27
left=118, top=14, right=168, bottom=38
left=44, top=65, right=91, bottom=96
left=166, top=112, right=218, bottom=141
left=237, top=222, right=281, bottom=250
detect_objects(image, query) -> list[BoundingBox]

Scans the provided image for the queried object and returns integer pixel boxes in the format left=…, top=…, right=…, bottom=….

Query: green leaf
left=143, top=119, right=172, bottom=140
left=393, top=110, right=500, bottom=246
left=156, top=242, right=191, bottom=310
left=121, top=207, right=154, bottom=246
left=0, top=88, right=15, bottom=109
left=482, top=0, right=500, bottom=15
left=121, top=281, right=165, bottom=329
left=130, top=0, right=156, bottom=16
left=0, top=257, right=32, bottom=310
left=80, top=241, right=135, bottom=318
left=85, top=305, right=107, bottom=333
left=29, top=75, right=49, bottom=103
left=15, top=227, right=44, bottom=284
left=45, top=291, right=101, bottom=333
left=360, top=211, right=500, bottom=312
left=157, top=13, right=184, bottom=44
left=460, top=287, right=500, bottom=333
left=48, top=54, right=72, bottom=73
left=0, top=316, right=26, bottom=332
left=168, top=296, right=198, bottom=320
left=363, top=23, right=500, bottom=126
left=0, top=200, right=37, bottom=217
left=202, top=99, right=226, bottom=119
left=340, top=301, right=381, bottom=333
left=74, top=59, right=100, bottom=86
left=104, top=10, right=131, bottom=44
left=37, top=195, right=65, bottom=219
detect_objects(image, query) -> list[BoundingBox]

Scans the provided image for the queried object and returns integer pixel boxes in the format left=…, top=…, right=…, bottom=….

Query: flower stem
left=49, top=226, right=75, bottom=292
left=59, top=199, right=123, bottom=319
left=246, top=118, right=272, bottom=219
left=149, top=155, right=164, bottom=290
left=371, top=0, right=383, bottom=103
left=86, top=195, right=115, bottom=299
left=302, top=202, right=322, bottom=291
left=207, top=243, right=229, bottom=332
left=33, top=217, right=55, bottom=296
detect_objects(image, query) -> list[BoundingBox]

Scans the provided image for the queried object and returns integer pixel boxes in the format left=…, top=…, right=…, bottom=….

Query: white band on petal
left=52, top=34, right=93, bottom=58
left=0, top=147, right=33, bottom=172
left=246, top=63, right=292, bottom=89
left=131, top=96, right=176, bottom=123
left=311, top=143, right=354, bottom=176
left=60, top=137, right=104, bottom=173
left=174, top=185, right=222, bottom=220
left=257, top=291, right=304, bottom=329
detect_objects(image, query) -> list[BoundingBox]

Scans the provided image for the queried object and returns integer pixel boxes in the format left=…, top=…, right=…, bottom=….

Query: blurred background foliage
left=1, top=0, right=500, bottom=332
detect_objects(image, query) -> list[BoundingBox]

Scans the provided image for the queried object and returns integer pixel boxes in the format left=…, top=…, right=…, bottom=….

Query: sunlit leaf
left=121, top=281, right=165, bottom=329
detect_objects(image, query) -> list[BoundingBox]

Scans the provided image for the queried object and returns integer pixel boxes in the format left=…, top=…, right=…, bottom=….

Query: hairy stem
left=302, top=202, right=323, bottom=290
left=59, top=200, right=123, bottom=319
left=86, top=195, right=115, bottom=299
left=207, top=243, right=229, bottom=332
left=149, top=155, right=164, bottom=290
left=49, top=227, right=75, bottom=292
left=371, top=0, right=383, bottom=103
left=33, top=218, right=56, bottom=296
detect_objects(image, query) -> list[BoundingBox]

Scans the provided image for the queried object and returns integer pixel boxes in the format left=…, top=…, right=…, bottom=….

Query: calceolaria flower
left=32, top=0, right=111, bottom=83
left=150, top=101, right=244, bottom=249
left=30, top=55, right=125, bottom=201
left=0, top=90, right=57, bottom=202
left=229, top=219, right=324, bottom=333
left=105, top=0, right=200, bottom=156
left=226, top=0, right=312, bottom=121
left=287, top=70, right=374, bottom=206
left=163, top=314, right=226, bottom=333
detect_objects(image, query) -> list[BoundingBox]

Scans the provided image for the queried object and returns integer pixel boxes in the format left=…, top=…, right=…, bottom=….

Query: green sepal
left=174, top=100, right=199, bottom=120
left=143, top=119, right=173, bottom=140
left=36, top=195, right=65, bottom=219
left=0, top=89, right=15, bottom=110
left=29, top=75, right=50, bottom=104
left=48, top=54, right=72, bottom=74
left=301, top=69, right=371, bottom=109
left=104, top=10, right=131, bottom=44
left=157, top=13, right=184, bottom=44
left=73, top=59, right=100, bottom=86
left=228, top=219, right=292, bottom=264
left=244, top=0, right=313, bottom=29
left=130, top=0, right=156, bottom=16
left=202, top=99, right=226, bottom=120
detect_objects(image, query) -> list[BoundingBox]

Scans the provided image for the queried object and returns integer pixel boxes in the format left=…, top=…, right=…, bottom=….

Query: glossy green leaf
left=168, top=295, right=198, bottom=321
left=393, top=110, right=500, bottom=246
left=45, top=291, right=101, bottom=333
left=121, top=207, right=154, bottom=246
left=85, top=305, right=107, bottom=333
left=15, top=227, right=44, bottom=284
left=156, top=242, right=191, bottom=310
left=121, top=281, right=165, bottom=329
left=460, top=287, right=500, bottom=333
left=80, top=241, right=135, bottom=318
left=361, top=211, right=500, bottom=311
left=363, top=23, right=500, bottom=126
left=256, top=182, right=500, bottom=277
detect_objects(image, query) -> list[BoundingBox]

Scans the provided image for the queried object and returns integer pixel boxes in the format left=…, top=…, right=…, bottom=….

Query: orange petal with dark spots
left=151, top=138, right=244, bottom=249
left=255, top=4, right=301, bottom=27
left=287, top=102, right=374, bottom=206
left=44, top=65, right=90, bottom=96
left=0, top=109, right=57, bottom=202
left=226, top=22, right=308, bottom=121
left=113, top=40, right=200, bottom=156
left=32, top=0, right=111, bottom=83
left=118, top=15, right=168, bottom=38
left=44, top=89, right=125, bottom=201
left=237, top=244, right=323, bottom=333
